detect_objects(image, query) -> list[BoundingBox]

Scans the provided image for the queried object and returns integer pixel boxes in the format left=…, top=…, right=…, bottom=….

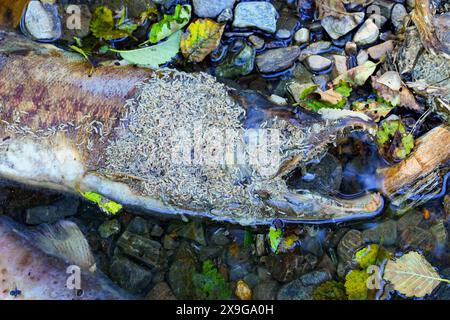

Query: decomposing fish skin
left=0, top=215, right=130, bottom=300
left=0, top=30, right=385, bottom=225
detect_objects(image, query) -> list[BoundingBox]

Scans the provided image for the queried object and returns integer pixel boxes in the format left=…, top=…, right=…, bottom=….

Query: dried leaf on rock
left=383, top=251, right=450, bottom=298
left=181, top=19, right=225, bottom=63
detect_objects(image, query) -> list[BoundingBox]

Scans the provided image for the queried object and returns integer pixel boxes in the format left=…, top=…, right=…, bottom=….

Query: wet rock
left=369, top=14, right=388, bottom=28
left=210, top=227, right=230, bottom=246
left=269, top=253, right=317, bottom=283
left=391, top=4, right=407, bottom=31
left=317, top=254, right=337, bottom=276
left=435, top=268, right=450, bottom=300
left=174, top=221, right=207, bottom=246
left=345, top=42, right=358, bottom=56
left=368, top=40, right=394, bottom=60
left=253, top=280, right=279, bottom=300
left=300, top=270, right=332, bottom=286
left=256, top=234, right=266, bottom=256
left=25, top=196, right=79, bottom=225
left=399, top=226, right=435, bottom=253
left=430, top=221, right=448, bottom=249
left=227, top=243, right=252, bottom=267
left=256, top=46, right=301, bottom=74
left=243, top=273, right=259, bottom=288
left=305, top=55, right=332, bottom=73
left=372, top=0, right=395, bottom=19
left=193, top=0, right=235, bottom=18
left=277, top=279, right=314, bottom=300
left=331, top=55, right=348, bottom=77
left=98, top=219, right=121, bottom=239
left=321, top=13, right=365, bottom=40
left=248, top=35, right=265, bottom=49
left=357, top=50, right=369, bottom=65
left=294, top=28, right=310, bottom=44
left=257, top=266, right=272, bottom=282
left=293, top=63, right=313, bottom=83
left=23, top=0, right=61, bottom=42
left=110, top=255, right=152, bottom=293
left=217, top=8, right=234, bottom=23
left=146, top=282, right=177, bottom=300
left=362, top=220, right=397, bottom=246
left=444, top=195, right=450, bottom=216
left=299, top=41, right=332, bottom=60
left=116, top=230, right=162, bottom=268
left=353, top=19, right=379, bottom=46
left=126, top=217, right=150, bottom=237
left=168, top=243, right=199, bottom=299
left=268, top=94, right=288, bottom=105
left=163, top=234, right=178, bottom=250
left=216, top=42, right=255, bottom=78
left=229, top=263, right=251, bottom=281
left=337, top=229, right=364, bottom=264
left=150, top=224, right=164, bottom=237
left=276, top=29, right=291, bottom=39
left=235, top=280, right=252, bottom=300
left=233, top=2, right=279, bottom=34
left=397, top=210, right=423, bottom=232
left=300, top=235, right=324, bottom=257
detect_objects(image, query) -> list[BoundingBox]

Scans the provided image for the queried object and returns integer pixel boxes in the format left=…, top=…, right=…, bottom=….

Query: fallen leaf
left=90, top=6, right=130, bottom=40
left=376, top=118, right=414, bottom=161
left=399, top=85, right=423, bottom=112
left=383, top=251, right=450, bottom=298
left=111, top=30, right=181, bottom=68
left=181, top=19, right=225, bottom=63
left=376, top=71, right=402, bottom=91
left=269, top=226, right=282, bottom=253
left=372, top=76, right=401, bottom=107
left=352, top=99, right=393, bottom=122
left=317, top=89, right=344, bottom=105
left=149, top=4, right=191, bottom=44
left=333, top=61, right=377, bottom=86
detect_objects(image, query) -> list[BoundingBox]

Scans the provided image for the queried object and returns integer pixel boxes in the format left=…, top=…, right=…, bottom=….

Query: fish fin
left=30, top=220, right=96, bottom=270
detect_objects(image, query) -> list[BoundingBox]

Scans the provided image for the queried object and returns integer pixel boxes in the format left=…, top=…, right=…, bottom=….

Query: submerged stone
left=321, top=13, right=365, bottom=40
left=216, top=43, right=255, bottom=78
left=256, top=46, right=301, bottom=73
left=192, top=0, right=236, bottom=18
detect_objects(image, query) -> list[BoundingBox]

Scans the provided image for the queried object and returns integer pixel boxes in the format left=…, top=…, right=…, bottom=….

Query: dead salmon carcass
left=0, top=215, right=131, bottom=300
left=0, top=30, right=384, bottom=225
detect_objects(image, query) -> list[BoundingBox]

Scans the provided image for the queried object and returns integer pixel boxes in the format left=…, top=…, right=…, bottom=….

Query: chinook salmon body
left=0, top=215, right=130, bottom=300
left=0, top=30, right=386, bottom=225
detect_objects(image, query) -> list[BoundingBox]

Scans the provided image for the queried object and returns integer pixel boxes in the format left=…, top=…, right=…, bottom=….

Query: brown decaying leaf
left=383, top=251, right=450, bottom=298
left=411, top=0, right=450, bottom=57
left=317, top=89, right=343, bottom=104
left=372, top=74, right=423, bottom=112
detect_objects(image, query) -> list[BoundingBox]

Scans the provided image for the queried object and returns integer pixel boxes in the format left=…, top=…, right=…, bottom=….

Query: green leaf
left=149, top=4, right=191, bottom=44
left=81, top=191, right=122, bottom=215
left=116, top=7, right=139, bottom=33
left=111, top=30, right=181, bottom=68
left=334, top=81, right=352, bottom=98
left=376, top=119, right=414, bottom=161
left=269, top=226, right=283, bottom=253
left=90, top=6, right=130, bottom=40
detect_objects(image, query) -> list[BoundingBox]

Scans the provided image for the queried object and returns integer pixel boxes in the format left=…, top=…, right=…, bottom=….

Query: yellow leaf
left=383, top=251, right=450, bottom=298
left=181, top=19, right=225, bottom=63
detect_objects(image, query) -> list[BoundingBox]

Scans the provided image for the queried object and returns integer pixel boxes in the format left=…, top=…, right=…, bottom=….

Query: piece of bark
left=379, top=126, right=450, bottom=196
